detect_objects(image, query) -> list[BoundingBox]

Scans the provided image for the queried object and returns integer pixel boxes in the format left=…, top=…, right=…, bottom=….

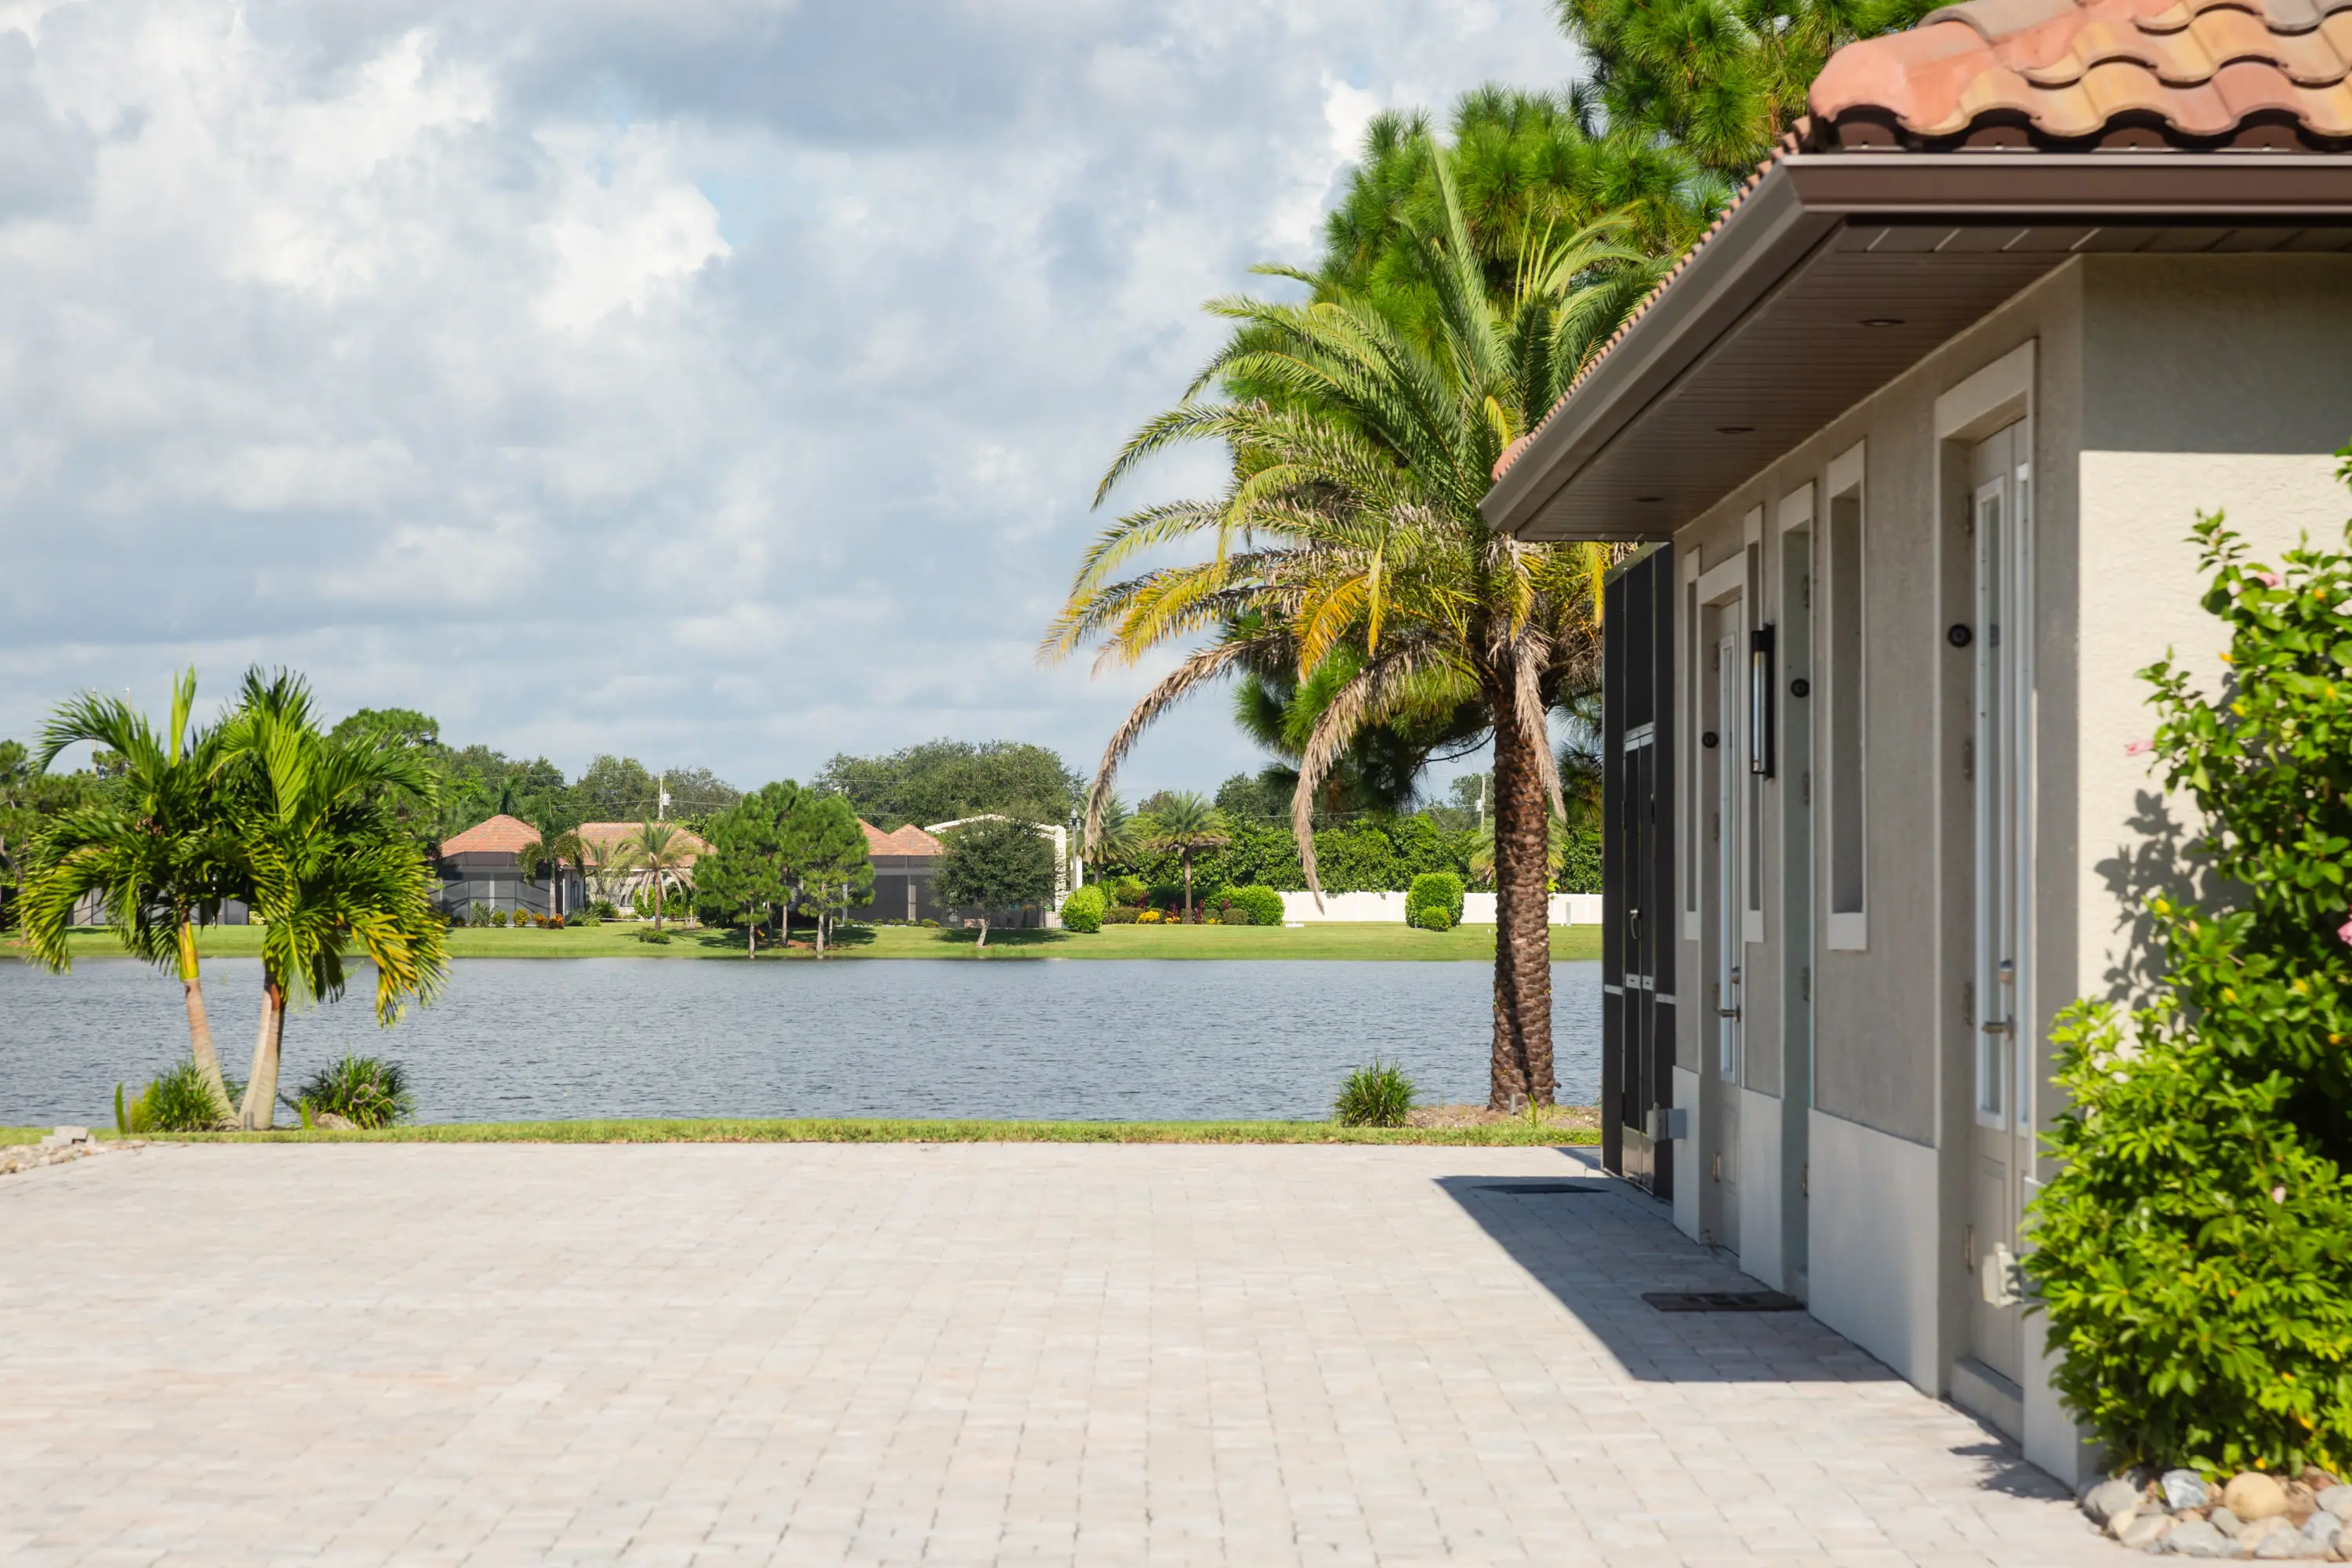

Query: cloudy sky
left=0, top=0, right=1576, bottom=796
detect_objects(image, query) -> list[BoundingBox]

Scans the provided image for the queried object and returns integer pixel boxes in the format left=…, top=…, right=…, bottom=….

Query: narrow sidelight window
left=1826, top=445, right=1867, bottom=938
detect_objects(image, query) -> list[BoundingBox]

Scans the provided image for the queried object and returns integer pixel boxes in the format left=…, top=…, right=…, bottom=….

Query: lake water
left=0, top=957, right=1601, bottom=1126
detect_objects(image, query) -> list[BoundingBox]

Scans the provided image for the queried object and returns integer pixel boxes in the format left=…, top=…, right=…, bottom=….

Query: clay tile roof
left=858, top=819, right=945, bottom=857
left=574, top=821, right=711, bottom=859
left=438, top=814, right=541, bottom=858
left=1807, top=0, right=2352, bottom=148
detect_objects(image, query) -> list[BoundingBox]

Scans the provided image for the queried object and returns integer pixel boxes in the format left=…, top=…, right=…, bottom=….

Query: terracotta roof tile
left=1809, top=0, right=2352, bottom=147
left=438, top=814, right=541, bottom=858
left=859, top=819, right=944, bottom=857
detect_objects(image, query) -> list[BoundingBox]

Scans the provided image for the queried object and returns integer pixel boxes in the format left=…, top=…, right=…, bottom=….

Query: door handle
left=1980, top=1020, right=2013, bottom=1036
left=1717, top=1005, right=1742, bottom=1020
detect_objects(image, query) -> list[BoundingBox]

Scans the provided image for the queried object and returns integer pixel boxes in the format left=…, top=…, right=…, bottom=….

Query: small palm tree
left=611, top=818, right=695, bottom=927
left=1138, top=793, right=1229, bottom=923
left=216, top=670, right=448, bottom=1130
left=19, top=671, right=240, bottom=1120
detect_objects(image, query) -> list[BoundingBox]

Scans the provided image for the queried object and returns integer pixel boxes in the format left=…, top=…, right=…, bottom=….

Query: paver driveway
left=0, top=1143, right=2111, bottom=1566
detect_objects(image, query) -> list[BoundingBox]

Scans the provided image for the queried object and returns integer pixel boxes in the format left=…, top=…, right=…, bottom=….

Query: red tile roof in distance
left=1489, top=0, right=2352, bottom=485
left=438, top=814, right=541, bottom=858
left=575, top=821, right=711, bottom=859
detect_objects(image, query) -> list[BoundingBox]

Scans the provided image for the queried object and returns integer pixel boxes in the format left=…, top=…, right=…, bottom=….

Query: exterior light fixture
left=1860, top=316, right=1905, bottom=327
left=1635, top=495, right=1664, bottom=503
left=1717, top=425, right=1755, bottom=434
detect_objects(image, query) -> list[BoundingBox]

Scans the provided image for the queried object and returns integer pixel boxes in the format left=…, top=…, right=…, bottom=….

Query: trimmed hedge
left=1060, top=884, right=1106, bottom=933
left=1223, top=884, right=1287, bottom=926
left=1406, top=872, right=1465, bottom=931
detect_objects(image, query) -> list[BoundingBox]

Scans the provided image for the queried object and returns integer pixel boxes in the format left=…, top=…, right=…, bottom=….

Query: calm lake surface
left=1, top=958, right=1601, bottom=1126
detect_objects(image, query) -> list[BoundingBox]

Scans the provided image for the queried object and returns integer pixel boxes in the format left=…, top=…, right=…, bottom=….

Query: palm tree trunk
left=1489, top=696, right=1555, bottom=1111
left=976, top=915, right=989, bottom=949
left=815, top=899, right=827, bottom=958
left=239, top=979, right=285, bottom=1130
left=1183, top=853, right=1194, bottom=923
left=174, top=921, right=234, bottom=1118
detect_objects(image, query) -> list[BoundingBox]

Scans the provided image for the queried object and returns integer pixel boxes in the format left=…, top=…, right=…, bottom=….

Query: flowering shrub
left=2027, top=502, right=2352, bottom=1476
left=1136, top=908, right=1163, bottom=924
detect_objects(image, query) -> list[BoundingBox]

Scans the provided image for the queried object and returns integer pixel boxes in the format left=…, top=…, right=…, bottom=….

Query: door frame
left=1695, top=552, right=1748, bottom=1250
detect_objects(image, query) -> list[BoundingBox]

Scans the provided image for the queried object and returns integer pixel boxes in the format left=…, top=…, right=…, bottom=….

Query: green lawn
left=0, top=1116, right=1599, bottom=1147
left=28, top=920, right=1602, bottom=964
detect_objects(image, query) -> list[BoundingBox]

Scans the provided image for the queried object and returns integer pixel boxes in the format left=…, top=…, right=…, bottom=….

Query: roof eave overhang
left=1482, top=150, right=2352, bottom=542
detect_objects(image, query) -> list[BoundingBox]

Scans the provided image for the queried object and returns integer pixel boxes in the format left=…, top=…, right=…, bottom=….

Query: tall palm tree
left=216, top=670, right=448, bottom=1130
left=1138, top=793, right=1229, bottom=923
left=611, top=818, right=695, bottom=927
left=516, top=825, right=587, bottom=920
left=19, top=672, right=241, bottom=1120
left=1047, top=151, right=1646, bottom=1109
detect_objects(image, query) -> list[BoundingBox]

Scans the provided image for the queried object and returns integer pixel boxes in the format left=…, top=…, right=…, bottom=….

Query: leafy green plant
left=633, top=925, right=672, bottom=945
left=119, top=1058, right=235, bottom=1133
left=1406, top=871, right=1465, bottom=930
left=2026, top=504, right=2352, bottom=1477
left=1060, top=884, right=1106, bottom=933
left=1225, top=884, right=1287, bottom=927
left=1334, top=1059, right=1416, bottom=1127
left=287, top=1054, right=415, bottom=1130
left=1101, top=904, right=1139, bottom=924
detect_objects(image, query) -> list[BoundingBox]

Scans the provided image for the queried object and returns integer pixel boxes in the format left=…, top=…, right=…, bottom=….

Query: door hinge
left=1799, top=965, right=1810, bottom=1003
left=1800, top=1161, right=1809, bottom=1198
left=1963, top=1223, right=1976, bottom=1271
left=1962, top=979, right=1975, bottom=1028
left=1801, top=769, right=1811, bottom=806
left=1711, top=811, right=1720, bottom=844
left=1801, top=574, right=1811, bottom=611
left=1962, top=738, right=1973, bottom=782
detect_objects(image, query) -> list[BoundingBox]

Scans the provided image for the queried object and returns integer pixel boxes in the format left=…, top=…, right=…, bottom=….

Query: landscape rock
left=2297, top=1514, right=2337, bottom=1553
left=315, top=1112, right=356, bottom=1131
left=2166, top=1472, right=2216, bottom=1511
left=2227, top=1475, right=2291, bottom=1522
left=2117, top=1512, right=2172, bottom=1549
left=2088, top=1479, right=2147, bottom=1526
left=0, top=1133, right=137, bottom=1179
left=2214, top=1508, right=2244, bottom=1538
left=2317, top=1486, right=2352, bottom=1523
left=2161, top=1519, right=2235, bottom=1558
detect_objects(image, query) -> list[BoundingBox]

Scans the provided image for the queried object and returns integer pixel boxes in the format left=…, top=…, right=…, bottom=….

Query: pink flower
left=2338, top=913, right=2352, bottom=946
left=2272, top=1185, right=2288, bottom=1203
left=2255, top=571, right=2282, bottom=589
left=2125, top=739, right=2154, bottom=757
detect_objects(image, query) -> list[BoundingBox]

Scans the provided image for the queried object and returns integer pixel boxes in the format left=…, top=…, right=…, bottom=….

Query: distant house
left=856, top=820, right=946, bottom=924
left=918, top=815, right=1075, bottom=929
left=436, top=814, right=572, bottom=919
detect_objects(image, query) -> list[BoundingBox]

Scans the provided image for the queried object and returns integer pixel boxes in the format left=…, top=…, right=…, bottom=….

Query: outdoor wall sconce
left=1749, top=625, right=1776, bottom=777
left=1947, top=623, right=1974, bottom=648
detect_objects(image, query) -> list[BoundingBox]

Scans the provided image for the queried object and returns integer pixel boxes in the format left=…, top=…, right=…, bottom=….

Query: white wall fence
left=1276, top=891, right=1602, bottom=925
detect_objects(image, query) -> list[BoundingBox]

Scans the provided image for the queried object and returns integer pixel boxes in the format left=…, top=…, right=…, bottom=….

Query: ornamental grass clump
left=118, top=1058, right=234, bottom=1134
left=2027, top=503, right=2352, bottom=1478
left=1334, top=1059, right=1415, bottom=1127
left=290, top=1054, right=415, bottom=1130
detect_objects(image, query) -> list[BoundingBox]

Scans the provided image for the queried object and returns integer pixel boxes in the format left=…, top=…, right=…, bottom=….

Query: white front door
left=1968, top=419, right=2033, bottom=1388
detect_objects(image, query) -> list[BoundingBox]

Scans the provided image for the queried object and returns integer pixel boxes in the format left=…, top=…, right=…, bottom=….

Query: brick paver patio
left=0, top=1143, right=2111, bottom=1566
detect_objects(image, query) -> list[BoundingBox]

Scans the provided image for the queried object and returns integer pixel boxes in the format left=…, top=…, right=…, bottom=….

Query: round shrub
left=1061, top=884, right=1106, bottom=933
left=1225, top=884, right=1287, bottom=927
left=1334, top=1058, right=1415, bottom=1127
left=1406, top=872, right=1465, bottom=931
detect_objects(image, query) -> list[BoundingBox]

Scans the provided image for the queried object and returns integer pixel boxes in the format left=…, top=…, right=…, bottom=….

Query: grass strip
left=4, top=1116, right=1600, bottom=1147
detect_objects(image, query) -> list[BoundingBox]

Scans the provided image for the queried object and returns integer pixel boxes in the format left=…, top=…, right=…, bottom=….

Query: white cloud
left=0, top=0, right=1577, bottom=796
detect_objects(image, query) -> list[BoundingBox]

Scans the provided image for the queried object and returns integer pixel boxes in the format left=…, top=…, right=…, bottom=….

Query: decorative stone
left=2249, top=1525, right=2307, bottom=1558
left=2161, top=1519, right=2234, bottom=1558
left=2226, top=1474, right=2291, bottom=1522
left=2212, top=1507, right=2244, bottom=1537
left=2087, top=1479, right=2146, bottom=1525
left=2117, top=1512, right=2172, bottom=1549
left=2318, top=1486, right=2352, bottom=1523
left=2298, top=1514, right=2337, bottom=1552
left=2166, top=1471, right=2215, bottom=1511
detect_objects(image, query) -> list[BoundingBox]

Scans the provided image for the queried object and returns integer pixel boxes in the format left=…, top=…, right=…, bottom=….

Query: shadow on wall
left=2096, top=786, right=2219, bottom=1005
left=1433, top=1155, right=1898, bottom=1386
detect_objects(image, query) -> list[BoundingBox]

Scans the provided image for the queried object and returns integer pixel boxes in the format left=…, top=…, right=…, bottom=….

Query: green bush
left=1060, top=884, right=1106, bottom=933
left=289, top=1054, right=415, bottom=1130
left=588, top=899, right=619, bottom=920
left=490, top=908, right=509, bottom=927
left=1102, top=904, right=1139, bottom=924
left=118, top=1058, right=232, bottom=1133
left=1406, top=872, right=1465, bottom=930
left=1334, top=1059, right=1415, bottom=1127
left=2026, top=505, right=2352, bottom=1477
left=633, top=925, right=672, bottom=945
left=468, top=902, right=492, bottom=927
left=1224, top=884, right=1287, bottom=926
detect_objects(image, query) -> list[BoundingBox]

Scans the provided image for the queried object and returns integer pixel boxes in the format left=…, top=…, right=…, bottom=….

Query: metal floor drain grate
left=1642, top=1290, right=1805, bottom=1313
left=1477, top=1182, right=1609, bottom=1195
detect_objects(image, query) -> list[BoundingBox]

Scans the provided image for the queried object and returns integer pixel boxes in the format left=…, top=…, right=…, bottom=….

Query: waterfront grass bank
left=4, top=1113, right=1602, bottom=1147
